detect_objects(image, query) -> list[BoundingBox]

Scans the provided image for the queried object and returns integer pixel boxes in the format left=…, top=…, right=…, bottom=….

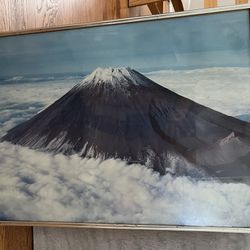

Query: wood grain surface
left=0, top=0, right=151, bottom=33
left=204, top=0, right=218, bottom=8
left=129, top=0, right=165, bottom=7
left=0, top=226, right=33, bottom=250
left=171, top=0, right=184, bottom=11
left=34, top=227, right=250, bottom=250
left=236, top=0, right=249, bottom=4
left=129, top=0, right=183, bottom=12
left=147, top=1, right=164, bottom=14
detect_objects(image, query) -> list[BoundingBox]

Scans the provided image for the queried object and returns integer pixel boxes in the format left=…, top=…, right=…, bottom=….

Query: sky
left=0, top=10, right=249, bottom=78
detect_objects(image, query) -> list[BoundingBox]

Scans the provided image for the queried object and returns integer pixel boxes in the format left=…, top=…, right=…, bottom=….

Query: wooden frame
left=0, top=4, right=250, bottom=233
left=129, top=0, right=184, bottom=13
left=129, top=0, right=165, bottom=7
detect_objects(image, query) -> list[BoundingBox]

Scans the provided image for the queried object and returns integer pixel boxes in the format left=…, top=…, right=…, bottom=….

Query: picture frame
left=0, top=4, right=250, bottom=233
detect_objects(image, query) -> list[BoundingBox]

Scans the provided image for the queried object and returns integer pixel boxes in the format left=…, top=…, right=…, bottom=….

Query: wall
left=0, top=0, right=250, bottom=249
left=34, top=228, right=250, bottom=250
left=0, top=0, right=151, bottom=33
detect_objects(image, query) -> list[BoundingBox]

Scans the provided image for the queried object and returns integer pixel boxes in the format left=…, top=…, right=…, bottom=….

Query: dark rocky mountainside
left=2, top=67, right=250, bottom=179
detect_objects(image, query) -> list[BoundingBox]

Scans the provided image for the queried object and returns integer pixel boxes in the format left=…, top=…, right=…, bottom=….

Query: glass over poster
left=0, top=5, right=250, bottom=231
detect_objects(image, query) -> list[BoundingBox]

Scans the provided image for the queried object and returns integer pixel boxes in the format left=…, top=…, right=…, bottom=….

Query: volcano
left=2, top=67, right=250, bottom=179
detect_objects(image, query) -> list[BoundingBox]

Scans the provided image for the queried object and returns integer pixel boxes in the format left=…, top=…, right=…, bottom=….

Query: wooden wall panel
left=235, top=0, right=248, bottom=4
left=129, top=0, right=165, bottom=7
left=0, top=226, right=33, bottom=250
left=0, top=0, right=151, bottom=33
left=204, top=0, right=218, bottom=8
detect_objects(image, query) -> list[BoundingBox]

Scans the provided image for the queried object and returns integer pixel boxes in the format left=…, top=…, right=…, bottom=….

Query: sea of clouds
left=0, top=142, right=250, bottom=226
left=0, top=79, right=76, bottom=137
left=0, top=67, right=250, bottom=227
left=146, top=67, right=250, bottom=118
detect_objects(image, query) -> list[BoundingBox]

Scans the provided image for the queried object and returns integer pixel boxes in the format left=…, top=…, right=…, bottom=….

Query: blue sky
left=0, top=10, right=249, bottom=78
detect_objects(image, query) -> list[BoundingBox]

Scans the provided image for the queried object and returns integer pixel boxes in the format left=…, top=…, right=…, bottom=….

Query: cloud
left=0, top=79, right=76, bottom=137
left=0, top=142, right=249, bottom=227
left=146, top=67, right=250, bottom=117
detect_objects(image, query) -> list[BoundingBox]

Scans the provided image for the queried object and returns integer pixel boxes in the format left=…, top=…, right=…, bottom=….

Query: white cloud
left=0, top=142, right=249, bottom=227
left=0, top=79, right=76, bottom=136
left=146, top=67, right=250, bottom=117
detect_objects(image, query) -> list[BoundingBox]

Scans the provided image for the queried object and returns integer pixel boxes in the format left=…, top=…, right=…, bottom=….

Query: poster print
left=0, top=7, right=250, bottom=228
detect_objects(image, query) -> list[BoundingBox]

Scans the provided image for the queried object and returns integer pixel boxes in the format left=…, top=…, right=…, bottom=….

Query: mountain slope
left=2, top=67, right=250, bottom=179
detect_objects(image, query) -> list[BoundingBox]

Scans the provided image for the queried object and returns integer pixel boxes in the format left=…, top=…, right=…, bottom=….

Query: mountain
left=2, top=67, right=250, bottom=180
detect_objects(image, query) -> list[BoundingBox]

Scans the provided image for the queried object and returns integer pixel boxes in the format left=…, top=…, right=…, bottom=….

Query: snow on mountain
left=218, top=132, right=238, bottom=146
left=196, top=132, right=250, bottom=169
left=79, top=67, right=151, bottom=88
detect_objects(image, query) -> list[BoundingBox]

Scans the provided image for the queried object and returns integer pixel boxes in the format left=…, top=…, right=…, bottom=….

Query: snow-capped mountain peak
left=218, top=132, right=237, bottom=146
left=78, top=67, right=152, bottom=88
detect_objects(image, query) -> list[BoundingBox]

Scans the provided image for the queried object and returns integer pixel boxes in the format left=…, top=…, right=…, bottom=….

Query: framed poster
left=0, top=4, right=250, bottom=232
